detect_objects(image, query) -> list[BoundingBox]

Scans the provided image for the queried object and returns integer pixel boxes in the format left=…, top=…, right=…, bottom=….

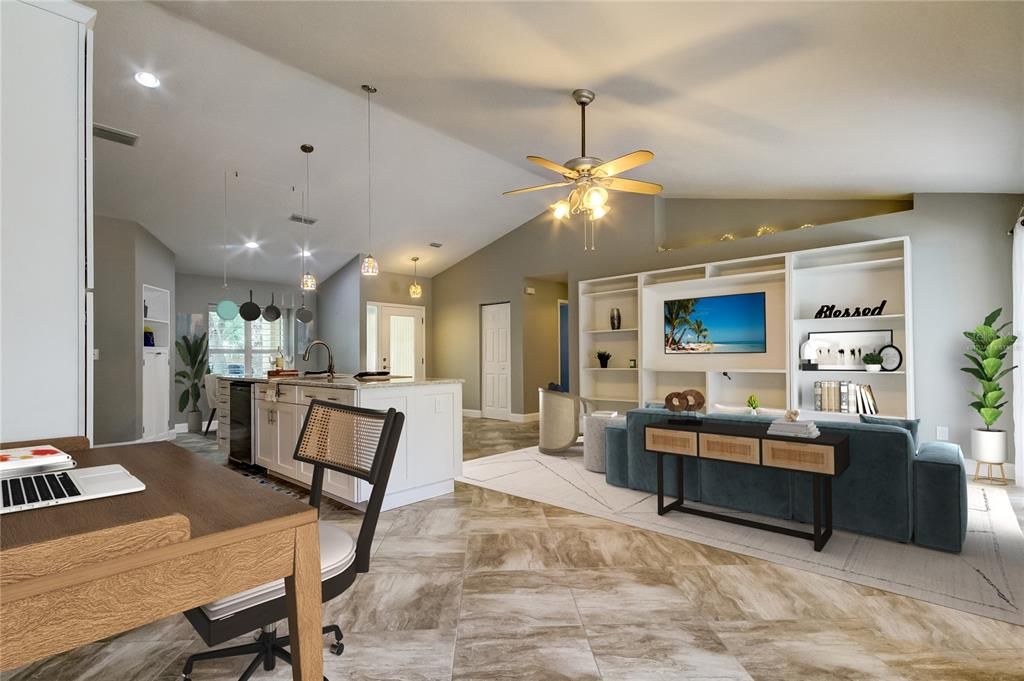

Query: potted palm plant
left=962, top=308, right=1017, bottom=468
left=175, top=332, right=209, bottom=433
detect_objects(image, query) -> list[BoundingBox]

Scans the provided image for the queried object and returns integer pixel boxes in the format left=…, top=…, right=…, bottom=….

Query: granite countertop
left=217, top=374, right=463, bottom=390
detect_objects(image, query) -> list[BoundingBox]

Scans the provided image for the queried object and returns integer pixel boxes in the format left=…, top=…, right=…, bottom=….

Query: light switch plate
left=936, top=426, right=949, bottom=441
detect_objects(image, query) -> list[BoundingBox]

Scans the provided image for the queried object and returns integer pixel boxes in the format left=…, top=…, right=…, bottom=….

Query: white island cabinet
left=223, top=377, right=462, bottom=511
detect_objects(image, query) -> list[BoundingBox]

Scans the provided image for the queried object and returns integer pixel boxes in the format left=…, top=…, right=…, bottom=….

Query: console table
left=644, top=421, right=850, bottom=551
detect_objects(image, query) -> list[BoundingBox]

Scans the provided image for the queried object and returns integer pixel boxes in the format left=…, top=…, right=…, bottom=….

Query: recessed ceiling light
left=134, top=71, right=160, bottom=88
left=302, top=250, right=312, bottom=257
left=245, top=241, right=259, bottom=249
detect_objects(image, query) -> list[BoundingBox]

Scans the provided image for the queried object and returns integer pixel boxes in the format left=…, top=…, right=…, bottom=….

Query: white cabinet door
left=254, top=399, right=276, bottom=469
left=275, top=402, right=299, bottom=477
left=142, top=349, right=169, bottom=440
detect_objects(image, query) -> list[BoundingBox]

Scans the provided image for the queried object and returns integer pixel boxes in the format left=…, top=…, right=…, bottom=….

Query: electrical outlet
left=936, top=426, right=949, bottom=441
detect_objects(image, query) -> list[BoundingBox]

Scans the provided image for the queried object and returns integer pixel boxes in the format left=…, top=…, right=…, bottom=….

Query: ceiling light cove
left=133, top=71, right=160, bottom=88
left=244, top=241, right=259, bottom=249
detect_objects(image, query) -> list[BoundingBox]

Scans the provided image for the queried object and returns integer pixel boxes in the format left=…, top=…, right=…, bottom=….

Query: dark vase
left=598, top=356, right=610, bottom=368
left=610, top=307, right=621, bottom=330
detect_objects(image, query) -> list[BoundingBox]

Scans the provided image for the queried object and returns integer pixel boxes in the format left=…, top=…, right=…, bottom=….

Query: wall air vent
left=93, top=123, right=138, bottom=146
left=289, top=213, right=318, bottom=225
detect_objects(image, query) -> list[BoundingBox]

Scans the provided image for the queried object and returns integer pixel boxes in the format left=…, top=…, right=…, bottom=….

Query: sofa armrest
left=913, top=441, right=967, bottom=552
left=916, top=440, right=964, bottom=463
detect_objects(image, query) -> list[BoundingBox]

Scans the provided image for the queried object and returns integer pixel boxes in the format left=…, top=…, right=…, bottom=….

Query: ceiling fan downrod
left=573, top=89, right=595, bottom=159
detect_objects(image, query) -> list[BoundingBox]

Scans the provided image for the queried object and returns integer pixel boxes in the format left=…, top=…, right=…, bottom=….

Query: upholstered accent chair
left=538, top=388, right=594, bottom=454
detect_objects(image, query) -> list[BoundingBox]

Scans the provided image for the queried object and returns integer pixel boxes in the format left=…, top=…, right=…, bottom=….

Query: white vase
left=971, top=429, right=1007, bottom=464
left=865, top=364, right=881, bottom=373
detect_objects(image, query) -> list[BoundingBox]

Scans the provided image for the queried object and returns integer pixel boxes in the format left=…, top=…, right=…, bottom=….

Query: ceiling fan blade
left=602, top=176, right=663, bottom=195
left=502, top=181, right=573, bottom=196
left=527, top=156, right=578, bottom=178
left=592, top=150, right=654, bottom=177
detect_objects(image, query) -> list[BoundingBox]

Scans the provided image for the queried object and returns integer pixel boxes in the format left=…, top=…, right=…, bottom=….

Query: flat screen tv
left=664, top=292, right=767, bottom=354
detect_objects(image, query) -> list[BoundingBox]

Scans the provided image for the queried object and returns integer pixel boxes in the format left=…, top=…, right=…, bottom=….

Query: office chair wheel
left=330, top=641, right=344, bottom=656
left=181, top=675, right=192, bottom=681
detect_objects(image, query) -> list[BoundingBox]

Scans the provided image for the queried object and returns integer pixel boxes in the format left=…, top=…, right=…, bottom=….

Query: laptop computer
left=1, top=464, right=145, bottom=514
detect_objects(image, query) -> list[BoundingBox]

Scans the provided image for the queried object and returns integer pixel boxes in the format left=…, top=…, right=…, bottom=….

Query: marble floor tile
left=370, top=534, right=468, bottom=573
left=463, top=417, right=539, bottom=461
left=560, top=567, right=701, bottom=626
left=586, top=623, right=753, bottom=681
left=386, top=504, right=551, bottom=536
left=3, top=640, right=190, bottom=681
left=321, top=570, right=463, bottom=633
left=459, top=570, right=582, bottom=634
left=877, top=649, right=1024, bottom=681
left=452, top=626, right=601, bottom=681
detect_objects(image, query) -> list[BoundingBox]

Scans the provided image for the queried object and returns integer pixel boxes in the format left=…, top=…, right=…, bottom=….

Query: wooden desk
left=0, top=442, right=323, bottom=679
left=645, top=420, right=850, bottom=551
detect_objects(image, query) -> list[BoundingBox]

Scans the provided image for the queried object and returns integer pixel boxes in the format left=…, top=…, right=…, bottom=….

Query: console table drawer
left=646, top=428, right=697, bottom=456
left=699, top=433, right=760, bottom=464
left=763, top=440, right=835, bottom=475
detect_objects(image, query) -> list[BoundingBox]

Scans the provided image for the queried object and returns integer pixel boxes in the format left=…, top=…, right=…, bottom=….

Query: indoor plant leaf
left=979, top=407, right=1002, bottom=428
left=982, top=308, right=1002, bottom=328
left=982, top=390, right=1005, bottom=408
left=981, top=357, right=1002, bottom=378
left=178, top=389, right=190, bottom=413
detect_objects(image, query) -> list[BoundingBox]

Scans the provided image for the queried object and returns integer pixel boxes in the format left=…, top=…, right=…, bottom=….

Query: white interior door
left=481, top=302, right=511, bottom=420
left=142, top=348, right=169, bottom=440
left=377, top=304, right=426, bottom=380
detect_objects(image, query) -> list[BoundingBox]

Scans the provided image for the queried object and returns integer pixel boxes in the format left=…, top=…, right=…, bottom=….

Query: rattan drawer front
left=763, top=439, right=835, bottom=475
left=698, top=433, right=760, bottom=465
left=645, top=428, right=698, bottom=456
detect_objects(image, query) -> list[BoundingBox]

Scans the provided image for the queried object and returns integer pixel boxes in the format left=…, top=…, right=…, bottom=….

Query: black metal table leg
left=656, top=452, right=686, bottom=515
left=657, top=452, right=665, bottom=515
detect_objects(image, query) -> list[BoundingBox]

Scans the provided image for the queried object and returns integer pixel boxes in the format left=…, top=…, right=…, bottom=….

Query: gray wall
left=317, top=257, right=362, bottom=374
left=432, top=193, right=1020, bottom=465
left=93, top=216, right=175, bottom=444
left=173, top=272, right=321, bottom=425
left=522, top=277, right=569, bottom=413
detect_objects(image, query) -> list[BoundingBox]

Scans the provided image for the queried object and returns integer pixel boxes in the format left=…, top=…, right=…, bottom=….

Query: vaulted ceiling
left=89, top=1, right=1023, bottom=283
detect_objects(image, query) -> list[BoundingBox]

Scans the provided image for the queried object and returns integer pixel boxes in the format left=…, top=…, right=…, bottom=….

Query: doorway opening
left=366, top=302, right=426, bottom=380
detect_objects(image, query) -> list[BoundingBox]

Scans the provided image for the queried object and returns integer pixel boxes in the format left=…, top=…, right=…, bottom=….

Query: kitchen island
left=215, top=375, right=463, bottom=511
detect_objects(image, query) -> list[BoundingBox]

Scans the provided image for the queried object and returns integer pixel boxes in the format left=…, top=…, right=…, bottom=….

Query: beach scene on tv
left=664, top=292, right=767, bottom=354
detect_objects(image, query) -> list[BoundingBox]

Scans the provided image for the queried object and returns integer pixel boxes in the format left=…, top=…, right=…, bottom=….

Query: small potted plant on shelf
left=746, top=394, right=759, bottom=411
left=962, top=308, right=1017, bottom=478
left=596, top=350, right=612, bottom=369
left=863, top=352, right=883, bottom=372
left=175, top=332, right=209, bottom=433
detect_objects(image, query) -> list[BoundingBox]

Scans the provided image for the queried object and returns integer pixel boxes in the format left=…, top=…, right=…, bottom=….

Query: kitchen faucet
left=302, top=340, right=335, bottom=377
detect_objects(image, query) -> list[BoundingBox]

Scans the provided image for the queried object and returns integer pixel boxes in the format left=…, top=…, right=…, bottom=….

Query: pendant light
left=360, top=84, right=379, bottom=276
left=215, top=170, right=239, bottom=320
left=299, top=144, right=317, bottom=291
left=408, top=256, right=422, bottom=298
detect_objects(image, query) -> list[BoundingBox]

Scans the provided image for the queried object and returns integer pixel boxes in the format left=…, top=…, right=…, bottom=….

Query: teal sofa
left=604, top=407, right=968, bottom=552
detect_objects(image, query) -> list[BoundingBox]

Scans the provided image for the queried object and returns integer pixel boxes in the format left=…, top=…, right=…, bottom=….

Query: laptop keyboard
left=1, top=473, right=81, bottom=510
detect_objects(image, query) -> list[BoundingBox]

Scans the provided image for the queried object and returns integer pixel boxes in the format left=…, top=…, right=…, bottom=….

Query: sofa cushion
left=860, top=414, right=920, bottom=450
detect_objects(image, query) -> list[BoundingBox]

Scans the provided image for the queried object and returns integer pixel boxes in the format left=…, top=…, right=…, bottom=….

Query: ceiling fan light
left=551, top=200, right=571, bottom=220
left=590, top=204, right=609, bottom=220
left=301, top=271, right=317, bottom=291
left=583, top=186, right=608, bottom=210
left=361, top=254, right=379, bottom=276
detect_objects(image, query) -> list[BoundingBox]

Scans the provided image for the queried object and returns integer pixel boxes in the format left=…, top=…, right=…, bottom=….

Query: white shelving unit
left=577, top=237, right=914, bottom=418
left=142, top=284, right=171, bottom=349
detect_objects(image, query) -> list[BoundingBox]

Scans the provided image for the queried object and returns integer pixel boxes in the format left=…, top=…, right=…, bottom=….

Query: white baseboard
left=511, top=412, right=539, bottom=423
left=462, top=409, right=482, bottom=418
left=964, top=458, right=1016, bottom=482
left=174, top=420, right=218, bottom=434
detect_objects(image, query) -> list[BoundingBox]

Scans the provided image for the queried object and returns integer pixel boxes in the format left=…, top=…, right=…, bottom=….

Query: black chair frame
left=181, top=400, right=404, bottom=681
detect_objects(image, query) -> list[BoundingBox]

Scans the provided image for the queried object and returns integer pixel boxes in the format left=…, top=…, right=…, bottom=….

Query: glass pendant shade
left=301, top=271, right=317, bottom=291
left=583, top=186, right=608, bottom=210
left=409, top=281, right=423, bottom=298
left=590, top=204, right=609, bottom=220
left=361, top=254, right=379, bottom=276
left=216, top=299, right=239, bottom=321
left=551, top=200, right=570, bottom=220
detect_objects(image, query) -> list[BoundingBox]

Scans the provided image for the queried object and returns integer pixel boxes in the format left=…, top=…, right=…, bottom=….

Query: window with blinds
left=208, top=307, right=282, bottom=375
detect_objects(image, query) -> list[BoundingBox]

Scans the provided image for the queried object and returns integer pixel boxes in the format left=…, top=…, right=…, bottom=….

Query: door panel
left=481, top=303, right=511, bottom=420
left=375, top=304, right=425, bottom=380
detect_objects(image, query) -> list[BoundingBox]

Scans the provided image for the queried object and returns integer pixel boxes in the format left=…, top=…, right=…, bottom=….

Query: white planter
left=865, top=364, right=881, bottom=373
left=971, top=429, right=1007, bottom=464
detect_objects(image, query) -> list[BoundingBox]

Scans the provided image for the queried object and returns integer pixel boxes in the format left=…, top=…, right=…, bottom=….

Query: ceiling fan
left=504, top=89, right=662, bottom=235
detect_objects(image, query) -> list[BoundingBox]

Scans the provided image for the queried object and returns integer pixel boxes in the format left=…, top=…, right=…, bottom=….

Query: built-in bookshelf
left=577, top=237, right=914, bottom=419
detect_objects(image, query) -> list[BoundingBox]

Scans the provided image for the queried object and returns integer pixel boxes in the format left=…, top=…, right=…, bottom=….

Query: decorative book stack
left=767, top=419, right=820, bottom=439
left=813, top=380, right=879, bottom=415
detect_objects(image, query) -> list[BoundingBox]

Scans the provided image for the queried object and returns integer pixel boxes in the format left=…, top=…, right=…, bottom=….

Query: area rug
left=460, top=446, right=1024, bottom=625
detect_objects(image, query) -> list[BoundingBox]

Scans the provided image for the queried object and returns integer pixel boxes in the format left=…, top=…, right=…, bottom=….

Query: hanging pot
left=262, top=293, right=281, bottom=322
left=239, top=290, right=261, bottom=321
left=296, top=293, right=314, bottom=324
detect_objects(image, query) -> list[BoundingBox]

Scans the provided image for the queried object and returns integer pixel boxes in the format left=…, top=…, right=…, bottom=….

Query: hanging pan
left=239, top=290, right=262, bottom=321
left=296, top=293, right=314, bottom=324
left=262, top=292, right=281, bottom=322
